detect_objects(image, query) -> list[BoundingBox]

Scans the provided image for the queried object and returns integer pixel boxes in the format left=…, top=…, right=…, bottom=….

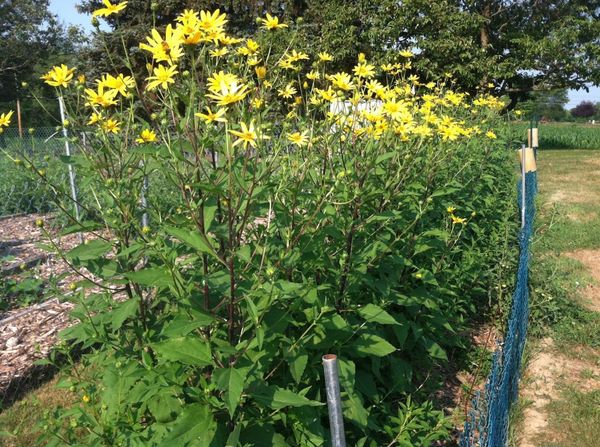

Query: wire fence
left=460, top=158, right=537, bottom=446
left=0, top=127, right=71, bottom=217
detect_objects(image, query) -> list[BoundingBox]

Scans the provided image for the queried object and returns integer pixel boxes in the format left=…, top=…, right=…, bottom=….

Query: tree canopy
left=0, top=0, right=85, bottom=126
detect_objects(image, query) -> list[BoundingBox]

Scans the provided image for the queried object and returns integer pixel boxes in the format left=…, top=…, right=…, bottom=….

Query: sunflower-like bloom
left=145, top=65, right=178, bottom=91
left=229, top=121, right=261, bottom=148
left=0, top=110, right=13, bottom=127
left=85, top=84, right=118, bottom=108
left=41, top=64, right=76, bottom=88
left=136, top=129, right=157, bottom=143
left=206, top=80, right=249, bottom=106
left=195, top=107, right=227, bottom=124
left=327, top=72, right=354, bottom=91
left=101, top=118, right=121, bottom=134
left=99, top=73, right=135, bottom=97
left=92, top=0, right=127, bottom=17
left=286, top=131, right=309, bottom=147
left=207, top=71, right=239, bottom=93
left=277, top=83, right=297, bottom=99
left=259, top=13, right=288, bottom=30
left=139, top=25, right=184, bottom=65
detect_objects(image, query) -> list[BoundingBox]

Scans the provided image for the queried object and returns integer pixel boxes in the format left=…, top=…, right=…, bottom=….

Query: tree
left=77, top=0, right=600, bottom=108
left=0, top=0, right=85, bottom=126
left=517, top=89, right=569, bottom=121
left=571, top=100, right=597, bottom=118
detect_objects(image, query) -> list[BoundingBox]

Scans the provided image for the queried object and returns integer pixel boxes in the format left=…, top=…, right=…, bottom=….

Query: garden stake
left=521, top=144, right=526, bottom=228
left=322, top=354, right=346, bottom=447
left=58, top=95, right=83, bottom=243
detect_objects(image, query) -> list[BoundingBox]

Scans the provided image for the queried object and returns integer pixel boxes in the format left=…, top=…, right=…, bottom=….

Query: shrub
left=25, top=6, right=517, bottom=446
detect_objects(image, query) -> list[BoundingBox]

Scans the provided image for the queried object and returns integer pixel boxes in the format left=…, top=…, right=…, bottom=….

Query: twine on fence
left=460, top=155, right=538, bottom=447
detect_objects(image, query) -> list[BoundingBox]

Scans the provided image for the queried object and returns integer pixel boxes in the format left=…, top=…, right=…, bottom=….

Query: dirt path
left=517, top=151, right=600, bottom=447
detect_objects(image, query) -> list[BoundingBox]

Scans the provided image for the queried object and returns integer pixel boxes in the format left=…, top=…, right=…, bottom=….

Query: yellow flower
left=77, top=74, right=86, bottom=84
left=353, top=63, right=375, bottom=78
left=247, top=56, right=261, bottom=66
left=210, top=47, right=228, bottom=57
left=41, top=64, right=76, bottom=88
left=0, top=111, right=13, bottom=127
left=260, top=13, right=288, bottom=30
left=207, top=71, right=239, bottom=92
left=99, top=73, right=135, bottom=97
left=195, top=107, right=227, bottom=124
left=318, top=52, right=333, bottom=62
left=145, top=65, right=178, bottom=91
left=328, top=72, right=354, bottom=91
left=82, top=394, right=91, bottom=403
left=101, top=118, right=121, bottom=134
left=238, top=39, right=259, bottom=56
left=139, top=25, right=184, bottom=65
left=229, top=121, right=258, bottom=148
left=135, top=129, right=157, bottom=143
left=286, top=131, right=309, bottom=147
left=447, top=206, right=456, bottom=214
left=255, top=66, right=267, bottom=80
left=198, top=9, right=228, bottom=34
left=485, top=130, right=497, bottom=139
left=92, top=0, right=127, bottom=17
left=206, top=80, right=249, bottom=106
left=85, top=84, right=118, bottom=108
left=251, top=97, right=264, bottom=109
left=278, top=83, right=297, bottom=99
left=87, top=112, right=103, bottom=125
left=306, top=70, right=320, bottom=81
left=399, top=50, right=414, bottom=58
left=288, top=50, right=309, bottom=62
left=451, top=215, right=467, bottom=225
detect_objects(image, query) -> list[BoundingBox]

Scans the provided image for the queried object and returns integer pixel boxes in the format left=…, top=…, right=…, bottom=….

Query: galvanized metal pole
left=141, top=168, right=149, bottom=228
left=322, top=354, right=346, bottom=447
left=521, top=144, right=526, bottom=229
left=58, top=96, right=82, bottom=240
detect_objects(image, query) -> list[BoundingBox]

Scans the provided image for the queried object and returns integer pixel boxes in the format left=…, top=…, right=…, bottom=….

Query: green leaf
left=159, top=403, right=216, bottom=446
left=109, top=298, right=138, bottom=330
left=161, top=314, right=214, bottom=337
left=126, top=267, right=173, bottom=287
left=357, top=304, right=398, bottom=325
left=225, top=424, right=242, bottom=447
left=153, top=337, right=213, bottom=366
left=253, top=385, right=324, bottom=410
left=350, top=334, right=396, bottom=357
left=66, top=239, right=112, bottom=262
left=148, top=393, right=181, bottom=423
left=213, top=367, right=246, bottom=418
left=164, top=225, right=214, bottom=255
left=423, top=338, right=448, bottom=361
left=287, top=349, right=308, bottom=384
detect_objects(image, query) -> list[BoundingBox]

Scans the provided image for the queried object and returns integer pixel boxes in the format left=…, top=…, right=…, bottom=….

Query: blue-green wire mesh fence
left=460, top=169, right=537, bottom=446
left=0, top=127, right=72, bottom=217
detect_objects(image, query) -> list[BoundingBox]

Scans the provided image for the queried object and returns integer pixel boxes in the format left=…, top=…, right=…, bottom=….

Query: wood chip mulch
left=0, top=214, right=85, bottom=402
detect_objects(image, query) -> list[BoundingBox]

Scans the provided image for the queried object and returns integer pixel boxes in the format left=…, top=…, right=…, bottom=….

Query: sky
left=49, top=0, right=600, bottom=109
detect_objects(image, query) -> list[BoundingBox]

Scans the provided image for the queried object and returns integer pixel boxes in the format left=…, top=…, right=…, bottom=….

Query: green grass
left=519, top=148, right=600, bottom=446
left=0, top=376, right=76, bottom=447
left=539, top=388, right=600, bottom=447
left=512, top=122, right=600, bottom=150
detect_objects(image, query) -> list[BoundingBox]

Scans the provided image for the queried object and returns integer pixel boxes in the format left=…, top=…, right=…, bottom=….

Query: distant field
left=513, top=121, right=600, bottom=150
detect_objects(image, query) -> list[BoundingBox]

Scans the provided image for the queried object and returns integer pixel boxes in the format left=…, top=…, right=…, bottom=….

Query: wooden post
left=16, top=99, right=23, bottom=138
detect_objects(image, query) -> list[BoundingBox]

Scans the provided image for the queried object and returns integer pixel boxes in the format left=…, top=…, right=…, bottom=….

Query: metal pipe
left=521, top=144, right=526, bottom=229
left=322, top=354, right=346, bottom=447
left=58, top=96, right=83, bottom=243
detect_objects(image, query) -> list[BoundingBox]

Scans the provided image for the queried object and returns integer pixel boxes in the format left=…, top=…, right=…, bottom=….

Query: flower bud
left=21, top=81, right=28, bottom=88
left=91, top=16, right=99, bottom=28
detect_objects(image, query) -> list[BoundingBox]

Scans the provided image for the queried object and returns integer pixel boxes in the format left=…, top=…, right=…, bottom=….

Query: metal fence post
left=521, top=144, right=526, bottom=229
left=322, top=354, right=346, bottom=447
left=58, top=96, right=83, bottom=242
